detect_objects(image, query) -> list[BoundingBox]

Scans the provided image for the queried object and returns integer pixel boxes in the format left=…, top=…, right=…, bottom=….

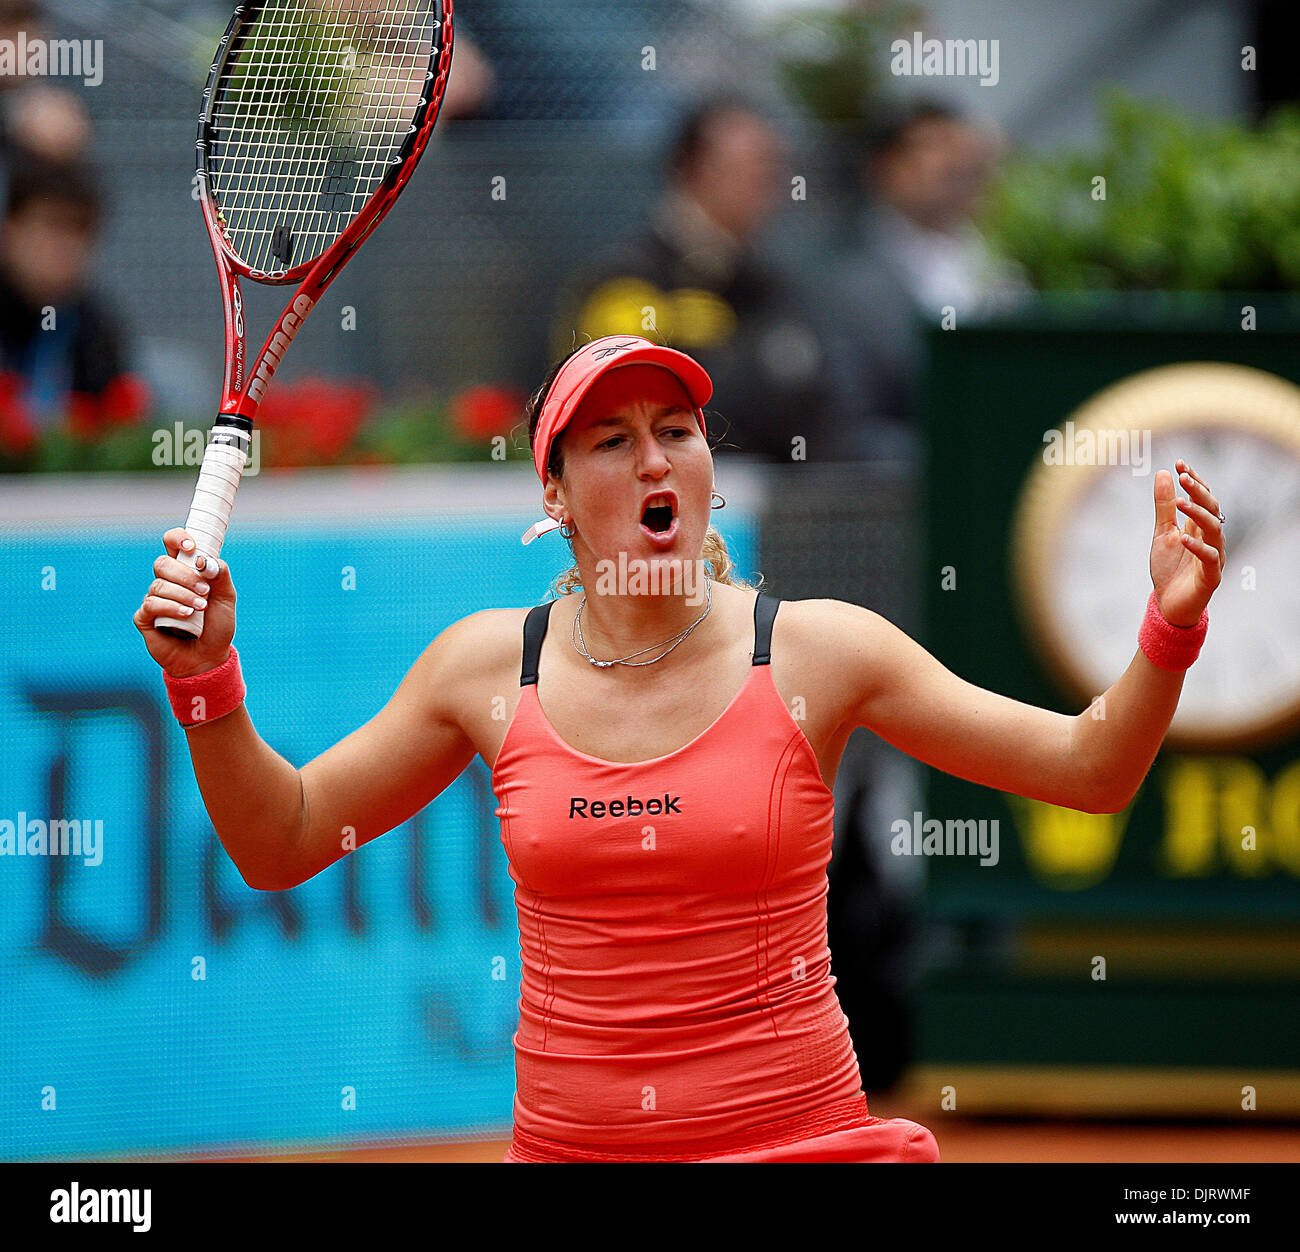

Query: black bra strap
left=752, top=592, right=780, bottom=665
left=520, top=601, right=554, bottom=686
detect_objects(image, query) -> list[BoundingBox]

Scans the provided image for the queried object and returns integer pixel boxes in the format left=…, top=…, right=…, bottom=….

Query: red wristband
left=1138, top=591, right=1208, bottom=671
left=164, top=646, right=245, bottom=727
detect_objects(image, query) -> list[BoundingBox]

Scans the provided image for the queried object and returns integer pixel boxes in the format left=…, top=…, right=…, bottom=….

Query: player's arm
left=180, top=631, right=480, bottom=894
left=826, top=460, right=1222, bottom=811
left=817, top=599, right=1147, bottom=814
left=138, top=528, right=492, bottom=891
left=284, top=612, right=489, bottom=889
left=829, top=465, right=1223, bottom=812
left=180, top=612, right=485, bottom=892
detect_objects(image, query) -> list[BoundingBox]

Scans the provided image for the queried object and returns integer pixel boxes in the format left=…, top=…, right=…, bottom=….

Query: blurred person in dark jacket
left=0, top=155, right=148, bottom=456
left=552, top=95, right=841, bottom=462
left=828, top=100, right=1029, bottom=459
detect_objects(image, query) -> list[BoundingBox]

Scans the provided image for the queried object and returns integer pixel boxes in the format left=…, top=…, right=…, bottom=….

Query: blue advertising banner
left=0, top=477, right=758, bottom=1159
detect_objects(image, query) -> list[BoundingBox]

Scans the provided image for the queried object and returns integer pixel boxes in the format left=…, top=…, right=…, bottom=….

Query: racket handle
left=155, top=418, right=251, bottom=639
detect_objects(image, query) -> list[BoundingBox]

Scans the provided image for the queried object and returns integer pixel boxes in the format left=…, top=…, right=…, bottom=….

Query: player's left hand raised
left=1149, top=458, right=1225, bottom=627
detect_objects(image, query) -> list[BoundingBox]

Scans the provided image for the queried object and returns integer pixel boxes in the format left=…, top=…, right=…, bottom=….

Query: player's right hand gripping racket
left=155, top=0, right=453, bottom=637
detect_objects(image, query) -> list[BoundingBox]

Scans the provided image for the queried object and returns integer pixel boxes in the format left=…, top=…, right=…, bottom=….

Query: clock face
left=1011, top=363, right=1300, bottom=750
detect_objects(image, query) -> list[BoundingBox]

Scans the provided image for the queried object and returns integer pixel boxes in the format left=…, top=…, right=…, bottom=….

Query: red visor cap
left=533, top=336, right=712, bottom=483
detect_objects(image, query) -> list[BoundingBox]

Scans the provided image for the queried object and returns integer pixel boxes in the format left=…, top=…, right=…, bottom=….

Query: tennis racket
left=155, top=0, right=454, bottom=637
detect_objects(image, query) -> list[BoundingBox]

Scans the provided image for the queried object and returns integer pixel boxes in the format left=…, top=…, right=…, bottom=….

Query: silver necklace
left=572, top=579, right=713, bottom=668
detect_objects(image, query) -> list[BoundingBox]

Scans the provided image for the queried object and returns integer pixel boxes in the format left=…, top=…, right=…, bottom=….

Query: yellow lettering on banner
left=1222, top=760, right=1270, bottom=876
left=1160, top=758, right=1221, bottom=875
left=1005, top=794, right=1128, bottom=888
left=1270, top=759, right=1300, bottom=875
left=1160, top=757, right=1270, bottom=877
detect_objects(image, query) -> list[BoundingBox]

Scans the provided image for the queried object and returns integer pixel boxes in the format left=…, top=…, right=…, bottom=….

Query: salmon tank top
left=490, top=592, right=874, bottom=1162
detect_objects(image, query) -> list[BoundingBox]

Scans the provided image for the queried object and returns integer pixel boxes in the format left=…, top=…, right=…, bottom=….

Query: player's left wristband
left=164, top=646, right=246, bottom=727
left=1137, top=591, right=1208, bottom=671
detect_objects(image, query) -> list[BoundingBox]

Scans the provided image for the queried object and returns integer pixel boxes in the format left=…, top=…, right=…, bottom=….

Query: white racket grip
left=154, top=420, right=251, bottom=638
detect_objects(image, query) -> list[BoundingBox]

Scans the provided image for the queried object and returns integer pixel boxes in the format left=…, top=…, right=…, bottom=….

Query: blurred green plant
left=0, top=422, right=159, bottom=474
left=223, top=8, right=363, bottom=131
left=773, top=1, right=924, bottom=126
left=982, top=89, right=1300, bottom=291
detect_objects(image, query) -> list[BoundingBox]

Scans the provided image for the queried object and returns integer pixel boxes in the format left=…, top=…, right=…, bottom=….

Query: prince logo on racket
left=246, top=295, right=315, bottom=405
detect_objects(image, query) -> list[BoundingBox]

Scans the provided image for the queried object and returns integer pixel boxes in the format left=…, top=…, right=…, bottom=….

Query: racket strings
left=207, top=0, right=441, bottom=274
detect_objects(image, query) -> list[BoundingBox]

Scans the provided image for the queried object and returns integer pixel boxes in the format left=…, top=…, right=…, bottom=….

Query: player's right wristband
left=1137, top=591, right=1208, bottom=671
left=164, top=646, right=245, bottom=727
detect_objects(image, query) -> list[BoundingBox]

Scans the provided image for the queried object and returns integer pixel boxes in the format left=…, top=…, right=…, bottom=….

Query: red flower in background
left=255, top=377, right=379, bottom=466
left=449, top=384, right=526, bottom=442
left=66, top=374, right=152, bottom=438
left=0, top=371, right=37, bottom=454
left=99, top=375, right=152, bottom=427
left=0, top=371, right=150, bottom=452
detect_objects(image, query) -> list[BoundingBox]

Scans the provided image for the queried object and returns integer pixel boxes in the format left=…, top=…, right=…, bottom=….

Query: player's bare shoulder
left=417, top=607, right=530, bottom=718
left=411, top=607, right=531, bottom=763
left=770, top=596, right=891, bottom=708
left=772, top=596, right=885, bottom=655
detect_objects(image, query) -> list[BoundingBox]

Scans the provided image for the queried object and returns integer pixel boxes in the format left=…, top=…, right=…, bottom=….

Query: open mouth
left=642, top=504, right=674, bottom=533
left=639, top=493, right=679, bottom=544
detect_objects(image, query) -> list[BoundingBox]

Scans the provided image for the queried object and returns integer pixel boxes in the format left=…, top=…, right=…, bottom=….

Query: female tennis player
left=132, top=335, right=1225, bottom=1163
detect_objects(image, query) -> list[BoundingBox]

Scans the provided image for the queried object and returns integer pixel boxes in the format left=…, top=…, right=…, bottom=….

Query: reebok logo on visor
left=592, top=340, right=641, bottom=360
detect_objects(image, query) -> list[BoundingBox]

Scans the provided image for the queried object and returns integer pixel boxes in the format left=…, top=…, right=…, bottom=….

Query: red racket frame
left=156, top=1, right=453, bottom=638
left=197, top=0, right=454, bottom=422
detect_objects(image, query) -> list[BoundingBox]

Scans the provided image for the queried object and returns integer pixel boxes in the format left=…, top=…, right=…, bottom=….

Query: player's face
left=551, top=364, right=712, bottom=578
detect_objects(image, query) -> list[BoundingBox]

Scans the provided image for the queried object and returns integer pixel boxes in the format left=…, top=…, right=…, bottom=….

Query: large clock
left=1010, top=362, right=1300, bottom=751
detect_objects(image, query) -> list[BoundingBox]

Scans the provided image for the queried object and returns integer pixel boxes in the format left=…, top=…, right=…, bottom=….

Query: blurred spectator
left=551, top=94, right=841, bottom=462
left=828, top=100, right=1029, bottom=457
left=439, top=30, right=496, bottom=120
left=0, top=1, right=92, bottom=184
left=0, top=154, right=149, bottom=455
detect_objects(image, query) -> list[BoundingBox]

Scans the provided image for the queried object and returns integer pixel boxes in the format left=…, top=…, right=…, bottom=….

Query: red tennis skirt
left=503, top=1112, right=940, bottom=1164
left=698, top=1116, right=940, bottom=1162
